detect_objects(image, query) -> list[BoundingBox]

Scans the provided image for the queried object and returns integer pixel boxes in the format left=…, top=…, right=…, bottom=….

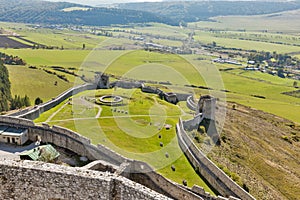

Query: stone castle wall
left=182, top=114, right=203, bottom=131
left=175, top=93, right=191, bottom=102
left=121, top=160, right=206, bottom=200
left=0, top=116, right=126, bottom=165
left=7, top=83, right=96, bottom=120
left=186, top=95, right=197, bottom=111
left=0, top=116, right=206, bottom=199
left=176, top=119, right=255, bottom=200
left=0, top=160, right=169, bottom=200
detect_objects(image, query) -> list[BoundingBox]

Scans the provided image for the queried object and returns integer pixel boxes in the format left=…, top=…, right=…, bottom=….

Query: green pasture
left=35, top=88, right=215, bottom=194
left=2, top=49, right=129, bottom=81
left=7, top=65, right=73, bottom=104
left=152, top=38, right=183, bottom=47
left=2, top=49, right=128, bottom=69
left=14, top=28, right=105, bottom=49
left=228, top=69, right=298, bottom=87
left=227, top=93, right=300, bottom=123
left=220, top=71, right=299, bottom=123
left=2, top=49, right=91, bottom=68
left=194, top=31, right=300, bottom=54
left=104, top=50, right=206, bottom=86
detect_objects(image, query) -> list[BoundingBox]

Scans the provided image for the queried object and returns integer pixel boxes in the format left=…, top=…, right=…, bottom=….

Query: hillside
left=205, top=102, right=300, bottom=199
left=0, top=0, right=169, bottom=26
left=117, top=1, right=300, bottom=23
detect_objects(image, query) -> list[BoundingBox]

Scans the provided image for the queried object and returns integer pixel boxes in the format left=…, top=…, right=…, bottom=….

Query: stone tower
left=196, top=95, right=220, bottom=145
left=196, top=95, right=217, bottom=120
left=95, top=73, right=109, bottom=89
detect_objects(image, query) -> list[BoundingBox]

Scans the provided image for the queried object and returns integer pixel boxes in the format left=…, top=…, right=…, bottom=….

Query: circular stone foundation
left=99, top=95, right=123, bottom=106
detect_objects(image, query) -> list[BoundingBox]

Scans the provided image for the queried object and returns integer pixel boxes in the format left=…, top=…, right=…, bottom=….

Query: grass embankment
left=205, top=103, right=300, bottom=200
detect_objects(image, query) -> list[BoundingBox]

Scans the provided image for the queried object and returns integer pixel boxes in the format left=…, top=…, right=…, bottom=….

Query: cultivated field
left=0, top=35, right=31, bottom=48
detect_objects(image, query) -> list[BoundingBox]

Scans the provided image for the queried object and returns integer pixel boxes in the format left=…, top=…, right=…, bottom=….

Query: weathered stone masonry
left=0, top=160, right=170, bottom=200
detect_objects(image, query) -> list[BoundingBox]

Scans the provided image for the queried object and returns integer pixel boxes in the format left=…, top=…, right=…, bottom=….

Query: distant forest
left=0, top=0, right=168, bottom=26
left=118, top=1, right=300, bottom=24
left=0, top=0, right=300, bottom=26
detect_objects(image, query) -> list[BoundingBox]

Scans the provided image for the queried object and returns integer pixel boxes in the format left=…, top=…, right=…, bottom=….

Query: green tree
left=35, top=97, right=43, bottom=105
left=0, top=60, right=12, bottom=112
left=23, top=95, right=31, bottom=107
left=212, top=41, right=217, bottom=47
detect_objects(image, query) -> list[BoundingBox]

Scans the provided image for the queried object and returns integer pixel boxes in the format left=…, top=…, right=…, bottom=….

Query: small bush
left=243, top=183, right=250, bottom=192
left=232, top=104, right=236, bottom=110
left=171, top=165, right=176, bottom=171
left=194, top=136, right=201, bottom=143
left=198, top=125, right=206, bottom=133
left=165, top=152, right=169, bottom=158
left=182, top=180, right=187, bottom=186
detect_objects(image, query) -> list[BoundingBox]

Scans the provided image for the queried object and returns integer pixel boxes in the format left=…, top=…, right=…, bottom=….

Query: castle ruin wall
left=7, top=83, right=96, bottom=120
left=0, top=160, right=170, bottom=200
left=176, top=119, right=255, bottom=200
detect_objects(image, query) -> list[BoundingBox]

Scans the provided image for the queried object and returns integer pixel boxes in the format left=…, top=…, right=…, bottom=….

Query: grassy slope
left=207, top=103, right=300, bottom=199
left=7, top=65, right=73, bottom=104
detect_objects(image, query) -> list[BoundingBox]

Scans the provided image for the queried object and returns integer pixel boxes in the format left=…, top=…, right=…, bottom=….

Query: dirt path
left=45, top=97, right=102, bottom=122
left=45, top=101, right=69, bottom=123
left=79, top=96, right=102, bottom=118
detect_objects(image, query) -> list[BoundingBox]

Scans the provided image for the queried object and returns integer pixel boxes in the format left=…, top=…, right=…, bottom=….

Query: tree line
left=0, top=52, right=26, bottom=65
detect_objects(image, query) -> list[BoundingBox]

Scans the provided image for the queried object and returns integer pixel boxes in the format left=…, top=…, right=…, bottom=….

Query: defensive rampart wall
left=0, top=160, right=169, bottom=200
left=7, top=83, right=96, bottom=120
left=187, top=95, right=197, bottom=111
left=176, top=119, right=255, bottom=200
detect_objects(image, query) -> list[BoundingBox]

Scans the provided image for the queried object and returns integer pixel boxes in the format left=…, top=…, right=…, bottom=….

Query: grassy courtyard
left=34, top=88, right=214, bottom=194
